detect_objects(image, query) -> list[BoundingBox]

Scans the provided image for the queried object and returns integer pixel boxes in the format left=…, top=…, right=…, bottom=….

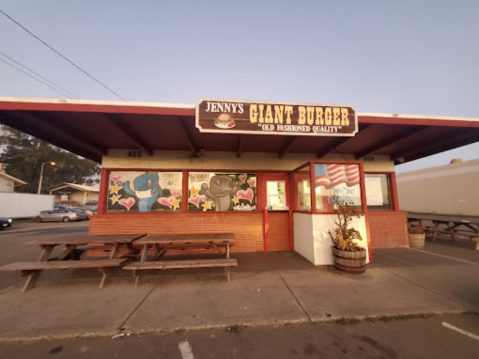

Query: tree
left=0, top=125, right=100, bottom=193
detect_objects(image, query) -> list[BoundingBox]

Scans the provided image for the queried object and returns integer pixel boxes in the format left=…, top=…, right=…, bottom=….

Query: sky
left=0, top=0, right=478, bottom=172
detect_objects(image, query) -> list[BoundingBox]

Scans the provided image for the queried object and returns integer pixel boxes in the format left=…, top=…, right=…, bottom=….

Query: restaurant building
left=1, top=97, right=478, bottom=265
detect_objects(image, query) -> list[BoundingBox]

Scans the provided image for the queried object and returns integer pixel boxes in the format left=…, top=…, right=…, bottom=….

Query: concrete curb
left=0, top=309, right=472, bottom=343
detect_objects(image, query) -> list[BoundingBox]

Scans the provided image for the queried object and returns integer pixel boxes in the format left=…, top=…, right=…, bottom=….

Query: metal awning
left=1, top=97, right=478, bottom=165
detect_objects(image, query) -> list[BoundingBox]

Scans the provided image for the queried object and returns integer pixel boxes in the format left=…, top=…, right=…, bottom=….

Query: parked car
left=69, top=207, right=93, bottom=219
left=34, top=209, right=88, bottom=223
left=0, top=217, right=12, bottom=230
left=83, top=201, right=98, bottom=210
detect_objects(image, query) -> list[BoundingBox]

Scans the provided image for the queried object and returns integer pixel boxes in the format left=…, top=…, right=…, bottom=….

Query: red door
left=259, top=173, right=293, bottom=251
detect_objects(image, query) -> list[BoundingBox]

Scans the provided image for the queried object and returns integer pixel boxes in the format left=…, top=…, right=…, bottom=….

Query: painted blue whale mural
left=124, top=173, right=162, bottom=212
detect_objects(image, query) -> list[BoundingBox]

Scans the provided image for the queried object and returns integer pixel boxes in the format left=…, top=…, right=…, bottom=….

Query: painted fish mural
left=124, top=173, right=162, bottom=212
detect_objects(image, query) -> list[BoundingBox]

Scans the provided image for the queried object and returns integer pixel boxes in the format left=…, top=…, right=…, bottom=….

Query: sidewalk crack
left=278, top=271, right=312, bottom=322
left=117, top=275, right=166, bottom=331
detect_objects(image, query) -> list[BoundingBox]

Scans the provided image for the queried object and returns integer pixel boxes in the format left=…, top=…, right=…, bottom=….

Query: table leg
left=98, top=267, right=112, bottom=288
left=134, top=244, right=150, bottom=287
left=109, top=244, right=120, bottom=259
left=432, top=222, right=439, bottom=242
left=23, top=245, right=54, bottom=292
left=59, top=245, right=81, bottom=260
left=448, top=222, right=457, bottom=242
left=140, top=244, right=150, bottom=262
left=226, top=242, right=230, bottom=259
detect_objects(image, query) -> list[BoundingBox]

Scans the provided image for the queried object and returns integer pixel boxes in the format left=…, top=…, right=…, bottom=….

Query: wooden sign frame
left=195, top=99, right=358, bottom=137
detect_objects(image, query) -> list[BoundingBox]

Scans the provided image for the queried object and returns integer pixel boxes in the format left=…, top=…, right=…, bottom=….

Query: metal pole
left=37, top=163, right=45, bottom=194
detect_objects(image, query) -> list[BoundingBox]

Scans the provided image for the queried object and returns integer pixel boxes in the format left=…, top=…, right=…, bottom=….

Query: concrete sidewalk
left=0, top=245, right=477, bottom=341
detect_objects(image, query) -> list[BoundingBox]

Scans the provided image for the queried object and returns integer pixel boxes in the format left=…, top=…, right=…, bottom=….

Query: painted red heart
left=238, top=174, right=247, bottom=183
left=111, top=175, right=121, bottom=182
left=199, top=195, right=206, bottom=202
left=247, top=177, right=256, bottom=188
left=118, top=197, right=135, bottom=210
left=189, top=195, right=200, bottom=208
left=158, top=196, right=174, bottom=208
left=236, top=188, right=254, bottom=203
left=170, top=189, right=182, bottom=197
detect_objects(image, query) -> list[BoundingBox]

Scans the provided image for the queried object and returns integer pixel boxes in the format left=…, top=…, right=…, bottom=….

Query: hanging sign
left=196, top=99, right=358, bottom=137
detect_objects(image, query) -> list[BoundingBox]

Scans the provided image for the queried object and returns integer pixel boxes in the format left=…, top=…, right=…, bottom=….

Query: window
left=365, top=174, right=392, bottom=210
left=266, top=181, right=287, bottom=210
left=188, top=172, right=257, bottom=212
left=106, top=171, right=183, bottom=212
left=313, top=164, right=362, bottom=212
left=291, top=165, right=311, bottom=212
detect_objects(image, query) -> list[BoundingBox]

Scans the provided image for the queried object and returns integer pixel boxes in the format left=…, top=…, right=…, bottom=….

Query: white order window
left=266, top=181, right=287, bottom=210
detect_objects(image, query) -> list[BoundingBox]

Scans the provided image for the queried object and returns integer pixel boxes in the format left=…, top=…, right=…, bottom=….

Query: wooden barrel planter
left=332, top=247, right=367, bottom=274
left=409, top=233, right=426, bottom=249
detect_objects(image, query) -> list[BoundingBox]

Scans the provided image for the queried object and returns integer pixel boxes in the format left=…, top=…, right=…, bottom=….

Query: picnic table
left=123, top=233, right=238, bottom=286
left=0, top=233, right=146, bottom=291
left=407, top=214, right=479, bottom=250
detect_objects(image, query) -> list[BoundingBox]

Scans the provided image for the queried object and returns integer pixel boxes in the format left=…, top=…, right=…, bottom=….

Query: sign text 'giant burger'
left=196, top=99, right=358, bottom=137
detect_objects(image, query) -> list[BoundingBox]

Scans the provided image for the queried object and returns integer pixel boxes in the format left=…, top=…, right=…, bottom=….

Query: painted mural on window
left=188, top=172, right=257, bottom=212
left=314, top=164, right=362, bottom=212
left=107, top=171, right=183, bottom=212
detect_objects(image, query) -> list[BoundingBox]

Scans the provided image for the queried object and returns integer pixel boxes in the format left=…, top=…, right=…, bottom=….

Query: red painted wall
left=368, top=212, right=408, bottom=248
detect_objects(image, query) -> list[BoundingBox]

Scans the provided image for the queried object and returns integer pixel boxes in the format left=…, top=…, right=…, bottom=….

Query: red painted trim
left=310, top=164, right=317, bottom=214
left=288, top=208, right=294, bottom=250
left=264, top=209, right=269, bottom=251
left=390, top=172, right=400, bottom=212
left=290, top=162, right=311, bottom=173
left=1, top=101, right=477, bottom=128
left=104, top=167, right=287, bottom=174
left=310, top=160, right=364, bottom=165
left=0, top=101, right=195, bottom=117
left=359, top=163, right=373, bottom=262
left=181, top=170, right=188, bottom=214
left=359, top=116, right=479, bottom=128
left=364, top=171, right=399, bottom=212
left=97, top=168, right=109, bottom=215
left=102, top=168, right=261, bottom=215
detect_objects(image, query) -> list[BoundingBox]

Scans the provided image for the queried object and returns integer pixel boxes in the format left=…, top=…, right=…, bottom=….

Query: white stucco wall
left=294, top=212, right=369, bottom=265
left=102, top=151, right=395, bottom=172
left=0, top=193, right=54, bottom=218
left=293, top=213, right=315, bottom=263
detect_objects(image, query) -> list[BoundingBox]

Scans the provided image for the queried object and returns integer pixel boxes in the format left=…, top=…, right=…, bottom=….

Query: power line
left=0, top=51, right=78, bottom=99
left=0, top=57, right=73, bottom=98
left=0, top=9, right=126, bottom=101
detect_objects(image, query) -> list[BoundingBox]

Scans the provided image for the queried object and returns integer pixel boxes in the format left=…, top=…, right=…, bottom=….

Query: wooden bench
left=0, top=259, right=127, bottom=291
left=124, top=258, right=238, bottom=286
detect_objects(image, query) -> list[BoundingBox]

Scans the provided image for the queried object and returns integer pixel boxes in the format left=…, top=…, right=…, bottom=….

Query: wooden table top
left=407, top=214, right=479, bottom=224
left=136, top=233, right=236, bottom=244
left=25, top=233, right=147, bottom=246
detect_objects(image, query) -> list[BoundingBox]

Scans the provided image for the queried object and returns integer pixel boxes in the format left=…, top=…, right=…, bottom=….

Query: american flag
left=314, top=164, right=360, bottom=189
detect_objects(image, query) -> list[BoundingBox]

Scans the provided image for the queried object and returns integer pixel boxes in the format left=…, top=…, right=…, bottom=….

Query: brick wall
left=89, top=213, right=264, bottom=252
left=368, top=211, right=408, bottom=248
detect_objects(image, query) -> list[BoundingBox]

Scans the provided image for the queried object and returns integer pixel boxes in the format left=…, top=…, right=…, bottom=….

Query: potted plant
left=408, top=226, right=426, bottom=249
left=329, top=200, right=367, bottom=274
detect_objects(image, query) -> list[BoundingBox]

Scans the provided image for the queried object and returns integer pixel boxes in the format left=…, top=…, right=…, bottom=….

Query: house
left=0, top=170, right=26, bottom=193
left=43, top=182, right=99, bottom=206
left=0, top=97, right=478, bottom=265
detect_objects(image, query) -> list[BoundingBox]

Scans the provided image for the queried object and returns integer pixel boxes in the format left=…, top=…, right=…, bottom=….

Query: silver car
left=34, top=209, right=88, bottom=223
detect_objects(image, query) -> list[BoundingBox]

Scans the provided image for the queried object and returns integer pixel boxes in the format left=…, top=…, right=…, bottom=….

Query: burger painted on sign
left=215, top=113, right=235, bottom=129
left=196, top=99, right=358, bottom=137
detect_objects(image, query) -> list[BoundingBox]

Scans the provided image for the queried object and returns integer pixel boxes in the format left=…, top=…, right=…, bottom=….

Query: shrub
left=329, top=200, right=365, bottom=252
